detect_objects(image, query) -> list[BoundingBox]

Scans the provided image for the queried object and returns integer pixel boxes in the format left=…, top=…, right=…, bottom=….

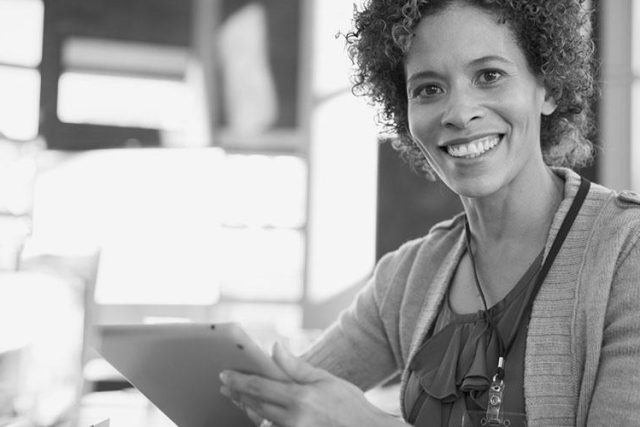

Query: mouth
left=441, top=134, right=503, bottom=159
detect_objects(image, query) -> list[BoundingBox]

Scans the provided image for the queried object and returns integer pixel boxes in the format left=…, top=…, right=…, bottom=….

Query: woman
left=220, top=0, right=640, bottom=425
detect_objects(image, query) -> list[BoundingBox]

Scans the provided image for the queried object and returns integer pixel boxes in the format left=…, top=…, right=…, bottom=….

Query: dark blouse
left=403, top=250, right=543, bottom=426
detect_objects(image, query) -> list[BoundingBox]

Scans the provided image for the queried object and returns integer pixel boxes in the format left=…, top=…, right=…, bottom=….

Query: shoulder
left=610, top=190, right=640, bottom=263
left=584, top=176, right=640, bottom=213
left=554, top=168, right=639, bottom=217
left=566, top=173, right=640, bottom=230
left=375, top=213, right=465, bottom=281
left=611, top=188, right=640, bottom=238
left=614, top=189, right=640, bottom=209
left=592, top=184, right=640, bottom=233
left=581, top=182, right=640, bottom=268
left=370, top=213, right=464, bottom=318
left=382, top=213, right=464, bottom=260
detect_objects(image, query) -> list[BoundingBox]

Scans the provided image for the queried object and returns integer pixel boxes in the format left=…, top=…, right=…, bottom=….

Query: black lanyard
left=464, top=176, right=591, bottom=424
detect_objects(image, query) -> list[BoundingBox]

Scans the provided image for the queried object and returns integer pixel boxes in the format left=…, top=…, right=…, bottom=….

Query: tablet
left=95, top=322, right=288, bottom=427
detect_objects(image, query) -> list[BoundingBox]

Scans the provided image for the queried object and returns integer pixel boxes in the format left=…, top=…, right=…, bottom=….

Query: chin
left=440, top=173, right=504, bottom=200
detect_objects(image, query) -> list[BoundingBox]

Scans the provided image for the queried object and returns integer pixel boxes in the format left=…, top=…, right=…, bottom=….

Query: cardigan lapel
left=399, top=225, right=467, bottom=420
left=406, top=226, right=467, bottom=368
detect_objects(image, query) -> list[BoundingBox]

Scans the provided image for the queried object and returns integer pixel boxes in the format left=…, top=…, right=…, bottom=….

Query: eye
left=412, top=84, right=444, bottom=99
left=477, top=70, right=504, bottom=85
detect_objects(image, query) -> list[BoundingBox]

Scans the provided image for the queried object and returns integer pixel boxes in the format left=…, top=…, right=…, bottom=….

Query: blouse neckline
left=445, top=248, right=545, bottom=323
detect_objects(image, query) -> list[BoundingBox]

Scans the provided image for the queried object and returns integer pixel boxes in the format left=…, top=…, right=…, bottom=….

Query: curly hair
left=346, top=0, right=597, bottom=178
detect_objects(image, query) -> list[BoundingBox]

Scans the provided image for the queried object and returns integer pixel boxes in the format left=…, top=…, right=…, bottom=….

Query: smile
left=445, top=135, right=502, bottom=159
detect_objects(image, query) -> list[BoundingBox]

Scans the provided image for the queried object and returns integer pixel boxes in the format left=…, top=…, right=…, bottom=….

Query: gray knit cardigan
left=304, top=168, right=640, bottom=426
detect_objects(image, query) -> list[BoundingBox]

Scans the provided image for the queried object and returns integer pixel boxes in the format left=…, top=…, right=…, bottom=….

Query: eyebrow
left=406, top=55, right=515, bottom=85
left=469, top=55, right=515, bottom=67
left=405, top=70, right=442, bottom=86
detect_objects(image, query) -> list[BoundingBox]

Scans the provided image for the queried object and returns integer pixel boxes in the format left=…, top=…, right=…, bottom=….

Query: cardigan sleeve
left=302, top=248, right=407, bottom=391
left=587, top=237, right=640, bottom=425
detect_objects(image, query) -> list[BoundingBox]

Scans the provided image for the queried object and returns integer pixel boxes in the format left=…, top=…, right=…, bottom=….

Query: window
left=306, top=0, right=378, bottom=306
left=57, top=38, right=201, bottom=146
left=32, top=149, right=307, bottom=306
left=30, top=0, right=379, bottom=334
left=218, top=154, right=307, bottom=302
left=0, top=0, right=43, bottom=141
left=39, top=0, right=193, bottom=150
left=0, top=67, right=40, bottom=141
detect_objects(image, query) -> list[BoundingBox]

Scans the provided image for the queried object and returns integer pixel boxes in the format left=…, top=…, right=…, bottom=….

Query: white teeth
left=447, top=135, right=500, bottom=158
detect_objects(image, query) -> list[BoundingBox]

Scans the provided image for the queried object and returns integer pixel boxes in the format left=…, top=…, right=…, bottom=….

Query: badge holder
left=462, top=410, right=528, bottom=427
left=485, top=376, right=505, bottom=424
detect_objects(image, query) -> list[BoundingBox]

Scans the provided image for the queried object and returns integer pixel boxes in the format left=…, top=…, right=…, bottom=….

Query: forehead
left=404, top=3, right=524, bottom=72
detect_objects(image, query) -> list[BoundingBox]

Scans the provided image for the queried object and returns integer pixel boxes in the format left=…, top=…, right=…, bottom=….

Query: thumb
left=272, top=342, right=328, bottom=384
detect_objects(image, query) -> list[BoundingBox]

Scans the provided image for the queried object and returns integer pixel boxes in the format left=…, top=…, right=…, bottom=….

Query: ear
left=541, top=88, right=557, bottom=116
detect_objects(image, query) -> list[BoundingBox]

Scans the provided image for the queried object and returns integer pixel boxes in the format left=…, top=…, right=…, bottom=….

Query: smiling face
left=405, top=2, right=557, bottom=198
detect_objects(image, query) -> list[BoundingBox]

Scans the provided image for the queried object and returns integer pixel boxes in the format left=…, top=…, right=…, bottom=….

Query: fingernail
left=219, top=371, right=228, bottom=383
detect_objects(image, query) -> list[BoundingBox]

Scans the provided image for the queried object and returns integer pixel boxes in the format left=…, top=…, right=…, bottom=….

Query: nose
left=440, top=89, right=484, bottom=129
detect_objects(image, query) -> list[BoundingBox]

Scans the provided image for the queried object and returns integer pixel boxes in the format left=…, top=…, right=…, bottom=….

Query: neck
left=461, top=166, right=563, bottom=250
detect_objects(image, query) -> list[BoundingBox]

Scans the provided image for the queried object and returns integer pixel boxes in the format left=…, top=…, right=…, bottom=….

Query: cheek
left=502, top=103, right=542, bottom=140
left=494, top=87, right=546, bottom=133
left=407, top=105, right=440, bottom=150
left=407, top=109, right=444, bottom=175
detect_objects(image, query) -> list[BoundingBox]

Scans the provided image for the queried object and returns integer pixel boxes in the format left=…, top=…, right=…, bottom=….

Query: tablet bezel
left=95, top=322, right=287, bottom=427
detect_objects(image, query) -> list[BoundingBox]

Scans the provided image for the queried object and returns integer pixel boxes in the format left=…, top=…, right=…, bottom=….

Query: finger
left=245, top=407, right=263, bottom=426
left=272, top=342, right=327, bottom=383
left=220, top=370, right=293, bottom=407
left=220, top=386, right=264, bottom=426
left=219, top=385, right=243, bottom=406
left=247, top=402, right=290, bottom=427
left=229, top=390, right=291, bottom=427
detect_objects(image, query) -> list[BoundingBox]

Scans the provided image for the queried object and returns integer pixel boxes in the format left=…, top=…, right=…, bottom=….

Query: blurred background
left=0, top=0, right=637, bottom=425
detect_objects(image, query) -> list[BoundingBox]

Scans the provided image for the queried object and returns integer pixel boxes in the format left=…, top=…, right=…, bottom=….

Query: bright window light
left=32, top=148, right=227, bottom=305
left=31, top=149, right=306, bottom=305
left=633, top=0, right=640, bottom=76
left=94, top=230, right=223, bottom=305
left=0, top=0, right=43, bottom=67
left=0, top=66, right=40, bottom=140
left=311, top=0, right=365, bottom=97
left=218, top=228, right=305, bottom=301
left=58, top=72, right=193, bottom=130
left=221, top=154, right=307, bottom=228
left=62, top=37, right=189, bottom=77
left=308, top=92, right=378, bottom=303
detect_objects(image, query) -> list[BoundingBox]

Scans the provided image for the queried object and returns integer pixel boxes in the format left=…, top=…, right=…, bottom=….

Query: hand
left=219, top=342, right=404, bottom=427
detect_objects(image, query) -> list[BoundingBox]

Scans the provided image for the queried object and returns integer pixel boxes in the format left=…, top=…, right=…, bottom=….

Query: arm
left=587, top=239, right=640, bottom=425
left=301, top=250, right=406, bottom=390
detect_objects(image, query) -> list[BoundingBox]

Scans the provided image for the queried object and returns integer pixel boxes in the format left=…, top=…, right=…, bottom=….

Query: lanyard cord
left=464, top=176, right=591, bottom=381
left=465, top=220, right=506, bottom=358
